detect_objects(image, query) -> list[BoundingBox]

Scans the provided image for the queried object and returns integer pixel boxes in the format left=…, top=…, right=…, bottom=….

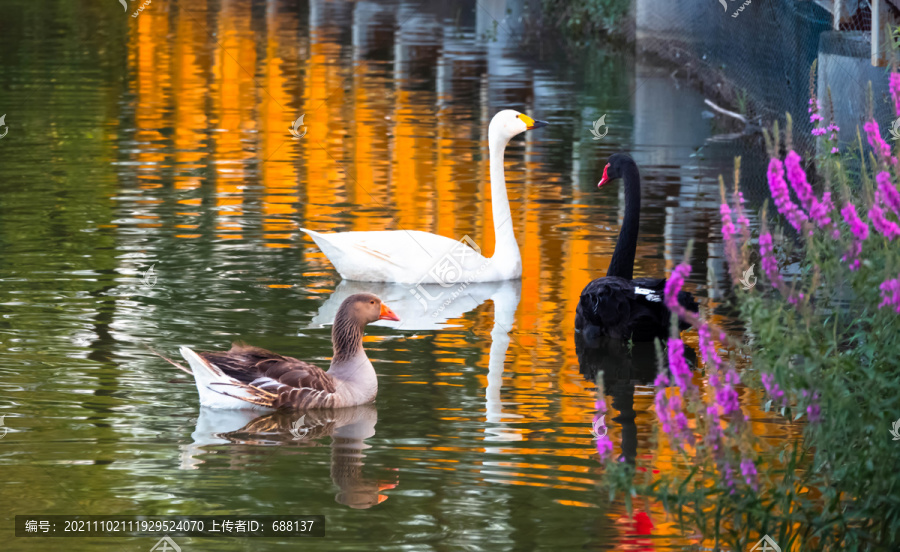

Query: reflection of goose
left=180, top=405, right=397, bottom=508
left=171, top=294, right=400, bottom=410
left=309, top=280, right=520, bottom=331
left=576, top=154, right=698, bottom=341
left=300, top=110, right=547, bottom=283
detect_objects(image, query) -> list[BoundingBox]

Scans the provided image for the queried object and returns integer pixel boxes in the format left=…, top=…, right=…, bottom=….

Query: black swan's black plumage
left=575, top=154, right=699, bottom=342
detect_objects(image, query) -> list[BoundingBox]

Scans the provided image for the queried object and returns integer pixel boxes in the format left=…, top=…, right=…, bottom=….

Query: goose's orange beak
left=378, top=303, right=400, bottom=321
left=597, top=163, right=611, bottom=188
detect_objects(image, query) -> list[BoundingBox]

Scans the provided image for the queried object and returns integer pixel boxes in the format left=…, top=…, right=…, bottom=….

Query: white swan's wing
left=301, top=228, right=492, bottom=284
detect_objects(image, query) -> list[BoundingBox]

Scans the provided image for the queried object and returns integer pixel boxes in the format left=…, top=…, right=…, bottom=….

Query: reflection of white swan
left=180, top=405, right=396, bottom=508
left=483, top=282, right=524, bottom=442
left=309, top=280, right=519, bottom=331
left=308, top=280, right=523, bottom=441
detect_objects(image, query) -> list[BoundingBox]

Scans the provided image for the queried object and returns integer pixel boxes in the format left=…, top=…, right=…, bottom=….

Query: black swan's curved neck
left=606, top=162, right=641, bottom=280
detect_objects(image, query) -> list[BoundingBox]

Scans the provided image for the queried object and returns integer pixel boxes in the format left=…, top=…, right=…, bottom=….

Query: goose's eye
left=370, top=300, right=375, bottom=304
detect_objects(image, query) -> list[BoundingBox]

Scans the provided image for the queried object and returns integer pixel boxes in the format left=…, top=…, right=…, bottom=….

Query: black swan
left=575, top=154, right=698, bottom=342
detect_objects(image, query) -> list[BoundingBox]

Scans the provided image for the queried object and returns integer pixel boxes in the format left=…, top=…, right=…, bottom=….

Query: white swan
left=301, top=110, right=548, bottom=284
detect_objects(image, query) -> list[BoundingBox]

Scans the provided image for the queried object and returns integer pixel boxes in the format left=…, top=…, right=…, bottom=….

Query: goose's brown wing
left=200, top=343, right=338, bottom=409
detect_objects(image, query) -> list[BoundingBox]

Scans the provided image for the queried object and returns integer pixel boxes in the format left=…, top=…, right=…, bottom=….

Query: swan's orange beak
left=597, top=164, right=611, bottom=188
left=378, top=303, right=400, bottom=321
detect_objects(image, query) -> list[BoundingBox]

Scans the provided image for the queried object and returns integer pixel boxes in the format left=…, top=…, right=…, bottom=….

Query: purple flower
left=759, top=232, right=786, bottom=290
left=784, top=151, right=834, bottom=232
left=720, top=460, right=737, bottom=495
left=734, top=191, right=751, bottom=240
left=869, top=205, right=900, bottom=240
left=667, top=337, right=695, bottom=394
left=840, top=201, right=868, bottom=269
left=767, top=158, right=808, bottom=233
left=654, top=388, right=672, bottom=435
left=809, top=192, right=835, bottom=234
left=863, top=121, right=898, bottom=166
left=807, top=403, right=821, bottom=423
left=785, top=151, right=814, bottom=207
left=740, top=458, right=758, bottom=490
left=705, top=404, right=722, bottom=450
left=876, top=171, right=900, bottom=216
left=891, top=72, right=900, bottom=117
left=879, top=275, right=900, bottom=313
left=720, top=203, right=743, bottom=281
left=721, top=202, right=737, bottom=242
left=716, top=370, right=741, bottom=415
left=596, top=433, right=614, bottom=458
left=842, top=202, right=870, bottom=241
left=664, top=262, right=691, bottom=319
left=698, top=323, right=722, bottom=372
left=761, top=373, right=786, bottom=405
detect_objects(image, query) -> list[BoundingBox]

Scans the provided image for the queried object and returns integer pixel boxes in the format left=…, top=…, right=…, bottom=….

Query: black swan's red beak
left=597, top=164, right=611, bottom=188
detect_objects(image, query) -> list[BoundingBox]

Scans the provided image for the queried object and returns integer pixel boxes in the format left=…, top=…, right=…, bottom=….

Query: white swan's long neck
left=488, top=131, right=520, bottom=268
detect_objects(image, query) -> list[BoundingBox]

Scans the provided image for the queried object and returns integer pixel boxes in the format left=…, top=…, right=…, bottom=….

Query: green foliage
left=540, top=0, right=630, bottom=38
left=599, top=116, right=900, bottom=549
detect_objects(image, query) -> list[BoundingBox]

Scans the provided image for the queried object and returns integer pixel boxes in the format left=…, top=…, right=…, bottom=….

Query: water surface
left=0, top=1, right=790, bottom=550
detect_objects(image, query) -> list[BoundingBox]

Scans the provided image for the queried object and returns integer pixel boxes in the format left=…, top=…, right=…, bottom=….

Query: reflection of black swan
left=575, top=154, right=698, bottom=342
left=576, top=334, right=697, bottom=465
